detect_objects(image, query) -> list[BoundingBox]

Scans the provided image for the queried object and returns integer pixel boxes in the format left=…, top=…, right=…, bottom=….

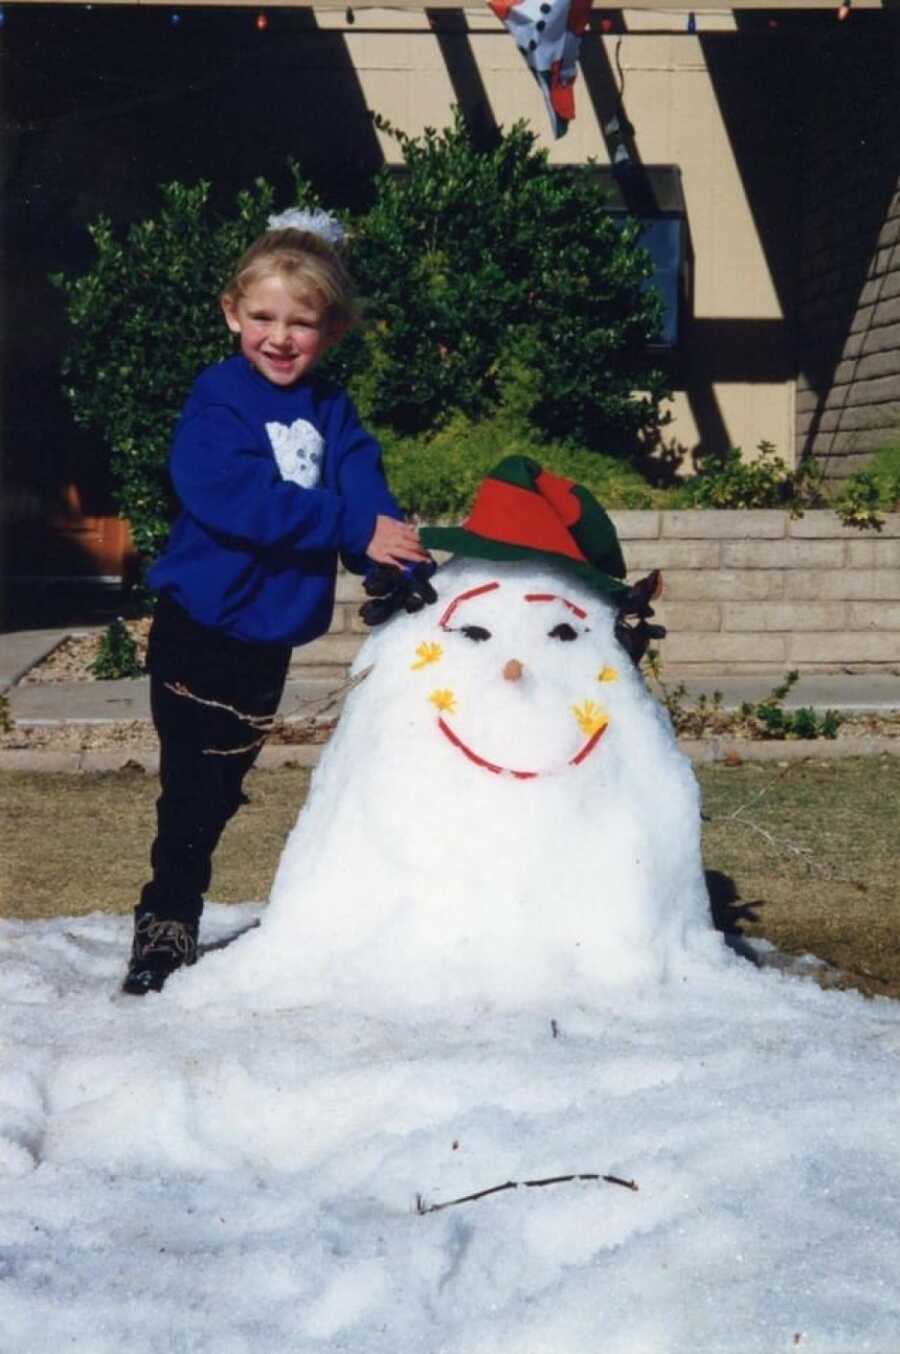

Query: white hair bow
left=267, top=208, right=346, bottom=246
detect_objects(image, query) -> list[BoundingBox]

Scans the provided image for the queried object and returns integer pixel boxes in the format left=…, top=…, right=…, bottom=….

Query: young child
left=123, top=208, right=429, bottom=996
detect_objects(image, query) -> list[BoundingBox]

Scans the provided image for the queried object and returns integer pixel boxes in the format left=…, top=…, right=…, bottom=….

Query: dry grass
left=699, top=756, right=900, bottom=1000
left=1, top=759, right=898, bottom=1001
left=0, top=765, right=310, bottom=921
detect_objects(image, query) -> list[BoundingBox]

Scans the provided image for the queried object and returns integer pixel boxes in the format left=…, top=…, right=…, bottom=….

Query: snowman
left=207, top=457, right=724, bottom=1013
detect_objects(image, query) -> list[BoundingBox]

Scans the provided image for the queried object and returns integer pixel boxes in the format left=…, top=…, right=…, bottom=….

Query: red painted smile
left=437, top=716, right=607, bottom=779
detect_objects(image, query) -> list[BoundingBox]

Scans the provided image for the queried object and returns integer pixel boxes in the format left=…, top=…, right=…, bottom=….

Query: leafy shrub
left=380, top=411, right=657, bottom=520
left=834, top=470, right=885, bottom=531
left=738, top=671, right=842, bottom=742
left=52, top=172, right=321, bottom=569
left=833, top=446, right=900, bottom=532
left=336, top=111, right=670, bottom=451
left=677, top=442, right=825, bottom=513
left=644, top=656, right=842, bottom=742
left=90, top=618, right=143, bottom=680
left=676, top=440, right=900, bottom=531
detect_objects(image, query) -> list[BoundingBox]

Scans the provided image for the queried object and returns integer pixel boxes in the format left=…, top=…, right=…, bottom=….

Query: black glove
left=614, top=569, right=667, bottom=667
left=359, top=559, right=438, bottom=626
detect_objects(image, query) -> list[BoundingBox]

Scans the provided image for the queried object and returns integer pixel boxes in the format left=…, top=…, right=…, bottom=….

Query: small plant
left=738, top=671, right=843, bottom=741
left=679, top=442, right=825, bottom=515
left=643, top=648, right=688, bottom=730
left=644, top=654, right=842, bottom=742
left=90, top=619, right=144, bottom=680
left=834, top=470, right=884, bottom=532
left=642, top=649, right=727, bottom=737
left=0, top=690, right=12, bottom=734
left=833, top=448, right=900, bottom=532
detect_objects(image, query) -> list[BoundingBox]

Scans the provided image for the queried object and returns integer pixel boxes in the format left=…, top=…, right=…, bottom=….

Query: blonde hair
left=221, top=228, right=358, bottom=333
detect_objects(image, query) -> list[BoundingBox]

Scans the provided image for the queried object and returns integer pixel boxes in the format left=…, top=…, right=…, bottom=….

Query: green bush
left=738, top=671, right=842, bottom=742
left=676, top=441, right=826, bottom=513
left=334, top=111, right=670, bottom=451
left=833, top=445, right=900, bottom=532
left=380, top=411, right=657, bottom=520
left=675, top=440, right=900, bottom=529
left=90, top=618, right=143, bottom=680
left=52, top=172, right=322, bottom=569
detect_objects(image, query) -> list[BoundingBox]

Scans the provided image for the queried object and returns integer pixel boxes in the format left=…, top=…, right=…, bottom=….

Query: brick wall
left=290, top=511, right=900, bottom=679
left=796, top=21, right=900, bottom=478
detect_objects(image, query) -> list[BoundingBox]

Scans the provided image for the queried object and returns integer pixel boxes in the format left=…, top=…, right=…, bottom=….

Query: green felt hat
left=420, top=455, right=629, bottom=599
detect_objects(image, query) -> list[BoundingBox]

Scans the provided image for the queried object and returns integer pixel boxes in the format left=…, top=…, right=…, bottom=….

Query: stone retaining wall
left=289, top=511, right=900, bottom=679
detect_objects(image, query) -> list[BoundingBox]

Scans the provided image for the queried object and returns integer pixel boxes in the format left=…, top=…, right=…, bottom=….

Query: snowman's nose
left=502, top=659, right=524, bottom=682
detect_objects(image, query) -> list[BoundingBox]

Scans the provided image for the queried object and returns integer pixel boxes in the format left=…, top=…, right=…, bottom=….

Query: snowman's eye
left=460, top=625, right=491, bottom=642
left=549, top=622, right=578, bottom=642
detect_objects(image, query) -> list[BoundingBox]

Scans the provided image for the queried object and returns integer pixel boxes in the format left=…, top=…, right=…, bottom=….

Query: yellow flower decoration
left=597, top=666, right=619, bottom=684
left=572, top=700, right=609, bottom=737
left=429, top=689, right=457, bottom=714
left=411, top=641, right=443, bottom=670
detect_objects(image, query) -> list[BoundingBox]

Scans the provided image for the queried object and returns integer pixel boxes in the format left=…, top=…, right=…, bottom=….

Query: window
left=584, top=164, right=690, bottom=349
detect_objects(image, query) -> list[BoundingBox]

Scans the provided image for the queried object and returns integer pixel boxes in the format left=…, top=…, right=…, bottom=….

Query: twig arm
left=416, top=1171, right=638, bottom=1215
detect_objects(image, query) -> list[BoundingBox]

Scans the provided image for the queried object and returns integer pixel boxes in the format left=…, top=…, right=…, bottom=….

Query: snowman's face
left=406, top=569, right=622, bottom=780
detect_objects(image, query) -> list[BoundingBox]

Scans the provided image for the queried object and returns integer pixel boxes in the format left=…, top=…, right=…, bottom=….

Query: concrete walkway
left=0, top=629, right=71, bottom=689
left=2, top=624, right=898, bottom=770
left=4, top=621, right=898, bottom=724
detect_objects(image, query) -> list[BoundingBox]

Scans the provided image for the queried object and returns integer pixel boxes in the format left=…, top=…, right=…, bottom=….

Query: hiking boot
left=122, top=913, right=199, bottom=995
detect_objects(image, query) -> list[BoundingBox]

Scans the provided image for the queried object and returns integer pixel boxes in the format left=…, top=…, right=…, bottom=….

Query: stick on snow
left=416, top=1172, right=638, bottom=1215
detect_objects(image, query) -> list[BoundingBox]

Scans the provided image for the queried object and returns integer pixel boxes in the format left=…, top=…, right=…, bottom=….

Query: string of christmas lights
left=0, top=3, right=866, bottom=35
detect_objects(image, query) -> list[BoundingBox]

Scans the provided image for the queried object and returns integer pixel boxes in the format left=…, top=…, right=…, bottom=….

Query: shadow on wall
left=425, top=8, right=501, bottom=150
left=704, top=10, right=900, bottom=479
left=580, top=24, right=796, bottom=460
left=790, top=16, right=900, bottom=477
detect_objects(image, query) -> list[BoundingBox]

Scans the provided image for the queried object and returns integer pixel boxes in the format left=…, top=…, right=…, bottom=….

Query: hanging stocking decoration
left=489, top=0, right=593, bottom=139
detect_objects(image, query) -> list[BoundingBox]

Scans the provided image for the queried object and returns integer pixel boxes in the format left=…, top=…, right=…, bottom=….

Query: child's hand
left=366, top=515, right=429, bottom=568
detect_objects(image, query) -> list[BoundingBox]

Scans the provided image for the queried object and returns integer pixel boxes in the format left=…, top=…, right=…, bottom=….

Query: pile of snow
left=2, top=908, right=900, bottom=1352
left=3, top=556, right=900, bottom=1351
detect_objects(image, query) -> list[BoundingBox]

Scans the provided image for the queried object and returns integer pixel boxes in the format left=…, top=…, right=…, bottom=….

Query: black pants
left=138, top=595, right=291, bottom=925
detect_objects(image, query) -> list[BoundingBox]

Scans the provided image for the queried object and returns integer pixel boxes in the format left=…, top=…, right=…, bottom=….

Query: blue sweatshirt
left=148, top=356, right=401, bottom=647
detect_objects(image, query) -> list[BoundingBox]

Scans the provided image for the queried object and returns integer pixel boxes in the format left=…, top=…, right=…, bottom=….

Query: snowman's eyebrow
left=523, top=593, right=587, bottom=620
left=439, top=581, right=501, bottom=629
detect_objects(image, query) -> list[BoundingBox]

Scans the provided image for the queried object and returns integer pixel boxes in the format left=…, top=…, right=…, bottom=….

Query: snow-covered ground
left=3, top=908, right=900, bottom=1354
left=4, top=556, right=899, bottom=1352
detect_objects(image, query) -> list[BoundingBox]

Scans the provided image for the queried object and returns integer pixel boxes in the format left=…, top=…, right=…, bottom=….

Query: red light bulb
left=255, top=12, right=268, bottom=30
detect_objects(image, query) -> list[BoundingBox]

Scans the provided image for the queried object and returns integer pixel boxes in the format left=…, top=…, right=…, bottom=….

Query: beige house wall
left=321, top=7, right=795, bottom=465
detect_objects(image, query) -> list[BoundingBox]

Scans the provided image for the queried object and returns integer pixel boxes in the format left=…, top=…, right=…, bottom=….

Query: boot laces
left=134, top=915, right=197, bottom=961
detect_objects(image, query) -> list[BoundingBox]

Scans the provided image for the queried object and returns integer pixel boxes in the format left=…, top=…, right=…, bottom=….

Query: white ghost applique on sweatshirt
left=266, top=419, right=324, bottom=489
